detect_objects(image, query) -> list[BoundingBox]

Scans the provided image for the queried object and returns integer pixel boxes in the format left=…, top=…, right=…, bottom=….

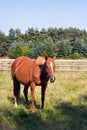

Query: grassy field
left=0, top=72, right=87, bottom=130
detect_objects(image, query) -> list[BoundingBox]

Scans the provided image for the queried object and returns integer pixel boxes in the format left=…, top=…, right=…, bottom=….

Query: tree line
left=0, top=27, right=87, bottom=59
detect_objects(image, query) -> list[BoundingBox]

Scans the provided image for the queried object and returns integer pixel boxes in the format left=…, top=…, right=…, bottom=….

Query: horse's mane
left=35, top=56, right=46, bottom=65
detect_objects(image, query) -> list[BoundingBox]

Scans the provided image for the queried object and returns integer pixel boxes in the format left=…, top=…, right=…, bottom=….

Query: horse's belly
left=16, top=72, right=30, bottom=84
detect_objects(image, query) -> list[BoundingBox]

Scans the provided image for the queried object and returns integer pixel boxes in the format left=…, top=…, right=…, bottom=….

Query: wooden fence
left=55, top=59, right=87, bottom=72
left=0, top=59, right=14, bottom=73
left=0, top=59, right=87, bottom=73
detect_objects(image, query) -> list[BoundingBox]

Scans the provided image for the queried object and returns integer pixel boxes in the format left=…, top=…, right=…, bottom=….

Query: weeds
left=0, top=72, right=87, bottom=130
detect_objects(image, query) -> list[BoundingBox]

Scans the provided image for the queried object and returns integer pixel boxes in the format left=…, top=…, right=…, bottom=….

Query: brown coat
left=11, top=56, right=41, bottom=84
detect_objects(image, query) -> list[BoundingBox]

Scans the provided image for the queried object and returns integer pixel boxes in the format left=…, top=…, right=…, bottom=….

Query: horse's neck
left=32, top=58, right=47, bottom=74
left=40, top=64, right=47, bottom=75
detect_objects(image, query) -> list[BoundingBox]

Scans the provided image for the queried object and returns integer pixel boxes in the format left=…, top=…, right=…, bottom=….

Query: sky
left=0, top=0, right=87, bottom=35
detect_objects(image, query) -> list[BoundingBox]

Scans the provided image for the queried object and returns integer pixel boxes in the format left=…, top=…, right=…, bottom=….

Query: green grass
left=0, top=72, right=87, bottom=130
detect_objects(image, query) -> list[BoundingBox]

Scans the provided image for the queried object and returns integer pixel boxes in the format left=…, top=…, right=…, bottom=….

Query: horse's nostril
left=50, top=76, right=55, bottom=83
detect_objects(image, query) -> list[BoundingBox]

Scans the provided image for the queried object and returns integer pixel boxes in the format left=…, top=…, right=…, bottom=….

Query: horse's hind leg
left=13, top=77, right=20, bottom=107
left=23, top=85, right=29, bottom=108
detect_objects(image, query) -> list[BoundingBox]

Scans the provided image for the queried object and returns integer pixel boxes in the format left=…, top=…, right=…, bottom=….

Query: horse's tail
left=13, top=76, right=20, bottom=101
left=11, top=63, right=15, bottom=78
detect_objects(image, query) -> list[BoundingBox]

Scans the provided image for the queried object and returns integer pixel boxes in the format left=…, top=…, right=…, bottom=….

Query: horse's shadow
left=0, top=106, right=47, bottom=130
left=7, top=96, right=40, bottom=110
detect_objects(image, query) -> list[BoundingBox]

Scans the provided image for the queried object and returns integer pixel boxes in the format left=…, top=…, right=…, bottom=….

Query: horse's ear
left=45, top=56, right=48, bottom=61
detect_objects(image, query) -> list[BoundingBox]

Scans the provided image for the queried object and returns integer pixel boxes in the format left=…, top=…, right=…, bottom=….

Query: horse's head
left=45, top=56, right=56, bottom=83
left=35, top=56, right=56, bottom=83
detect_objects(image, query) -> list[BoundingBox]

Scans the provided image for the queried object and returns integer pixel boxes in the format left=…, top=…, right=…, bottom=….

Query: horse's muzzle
left=50, top=76, right=56, bottom=83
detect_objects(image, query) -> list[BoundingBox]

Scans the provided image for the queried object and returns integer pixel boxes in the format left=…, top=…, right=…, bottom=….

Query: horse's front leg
left=23, top=85, right=29, bottom=108
left=41, top=84, right=47, bottom=110
left=30, top=82, right=36, bottom=112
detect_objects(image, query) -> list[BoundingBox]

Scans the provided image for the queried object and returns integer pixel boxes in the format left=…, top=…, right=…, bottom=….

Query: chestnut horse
left=11, top=56, right=56, bottom=112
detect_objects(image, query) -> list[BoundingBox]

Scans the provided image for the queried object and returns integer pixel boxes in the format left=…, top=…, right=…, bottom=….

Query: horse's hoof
left=25, top=104, right=30, bottom=109
left=30, top=108, right=35, bottom=113
left=39, top=107, right=44, bottom=112
left=41, top=109, right=44, bottom=112
left=14, top=103, right=17, bottom=108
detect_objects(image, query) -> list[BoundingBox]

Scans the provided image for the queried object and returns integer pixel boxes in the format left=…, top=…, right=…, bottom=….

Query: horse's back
left=11, top=56, right=31, bottom=73
left=12, top=56, right=31, bottom=67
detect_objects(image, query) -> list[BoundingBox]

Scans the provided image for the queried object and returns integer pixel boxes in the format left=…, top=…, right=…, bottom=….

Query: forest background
left=0, top=27, right=87, bottom=59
